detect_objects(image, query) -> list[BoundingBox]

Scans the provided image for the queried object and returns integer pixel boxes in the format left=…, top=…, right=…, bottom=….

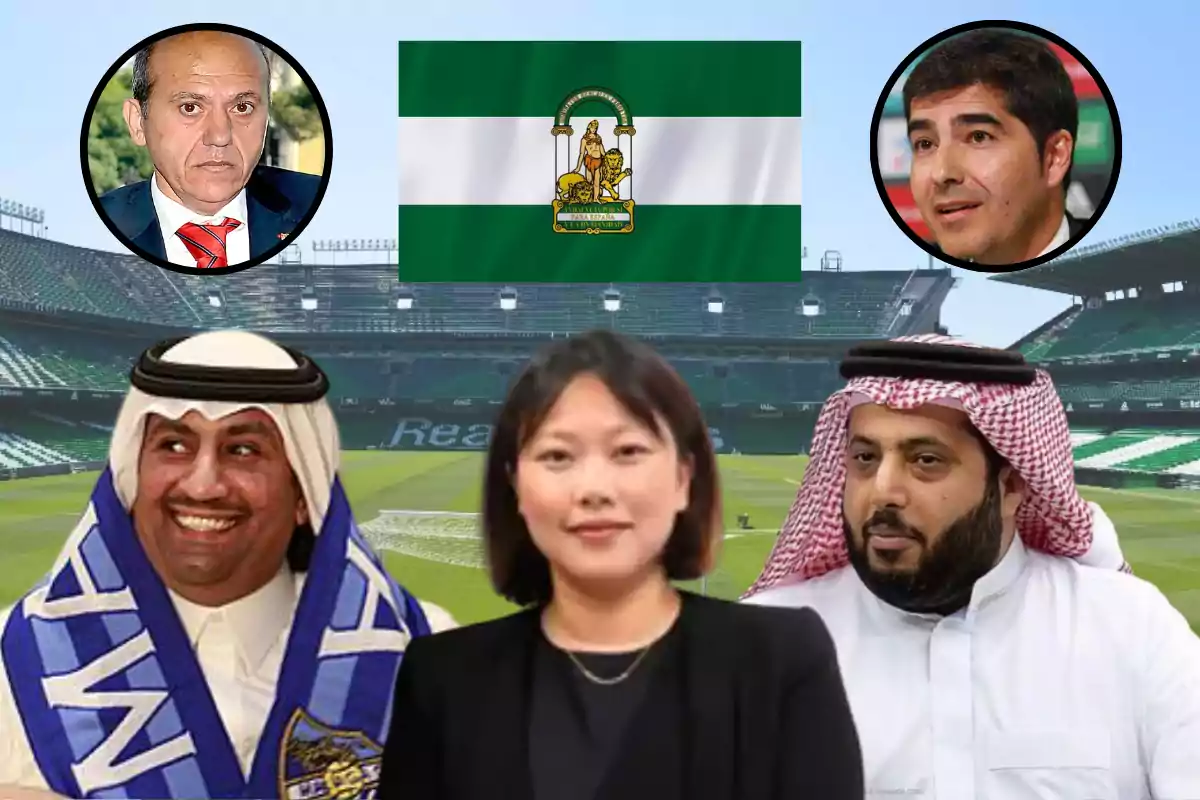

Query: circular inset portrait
left=870, top=21, right=1121, bottom=273
left=81, top=23, right=332, bottom=276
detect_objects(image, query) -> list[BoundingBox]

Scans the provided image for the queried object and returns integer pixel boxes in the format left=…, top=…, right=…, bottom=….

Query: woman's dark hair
left=903, top=28, right=1079, bottom=192
left=482, top=329, right=722, bottom=607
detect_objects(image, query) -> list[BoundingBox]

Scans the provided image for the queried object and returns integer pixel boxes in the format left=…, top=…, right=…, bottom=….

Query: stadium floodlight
left=206, top=288, right=224, bottom=308
left=300, top=289, right=318, bottom=311
left=602, top=288, right=621, bottom=312
left=498, top=287, right=518, bottom=312
left=820, top=249, right=843, bottom=272
left=279, top=243, right=301, bottom=265
left=706, top=293, right=724, bottom=314
left=10, top=202, right=38, bottom=222
left=311, top=238, right=394, bottom=253
left=395, top=286, right=414, bottom=310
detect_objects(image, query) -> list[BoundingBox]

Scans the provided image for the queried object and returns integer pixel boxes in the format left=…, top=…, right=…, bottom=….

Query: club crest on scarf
left=279, top=709, right=383, bottom=800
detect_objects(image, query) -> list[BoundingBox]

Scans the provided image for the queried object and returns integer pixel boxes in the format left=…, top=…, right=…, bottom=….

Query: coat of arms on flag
left=552, top=87, right=635, bottom=234
left=397, top=41, right=803, bottom=282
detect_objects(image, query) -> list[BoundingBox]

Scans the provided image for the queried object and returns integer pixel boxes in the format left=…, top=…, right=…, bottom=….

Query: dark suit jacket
left=98, top=165, right=320, bottom=263
left=379, top=592, right=863, bottom=800
left=1066, top=213, right=1085, bottom=240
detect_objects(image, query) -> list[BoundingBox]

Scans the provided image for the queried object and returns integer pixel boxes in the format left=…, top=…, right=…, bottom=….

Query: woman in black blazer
left=379, top=330, right=863, bottom=800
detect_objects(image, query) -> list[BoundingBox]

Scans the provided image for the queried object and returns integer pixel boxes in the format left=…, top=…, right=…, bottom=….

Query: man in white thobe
left=745, top=334, right=1200, bottom=799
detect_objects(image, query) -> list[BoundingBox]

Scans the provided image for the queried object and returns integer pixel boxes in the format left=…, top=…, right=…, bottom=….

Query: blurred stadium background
left=0, top=221, right=1197, bottom=630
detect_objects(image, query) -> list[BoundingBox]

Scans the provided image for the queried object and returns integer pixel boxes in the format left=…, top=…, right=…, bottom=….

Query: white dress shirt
left=150, top=172, right=250, bottom=268
left=1036, top=214, right=1072, bottom=258
left=171, top=566, right=298, bottom=771
left=746, top=534, right=1200, bottom=799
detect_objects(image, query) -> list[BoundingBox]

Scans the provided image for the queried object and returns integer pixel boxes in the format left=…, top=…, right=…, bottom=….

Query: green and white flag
left=397, top=41, right=802, bottom=283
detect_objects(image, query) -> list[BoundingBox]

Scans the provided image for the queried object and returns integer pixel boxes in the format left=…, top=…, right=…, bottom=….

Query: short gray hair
left=131, top=33, right=272, bottom=117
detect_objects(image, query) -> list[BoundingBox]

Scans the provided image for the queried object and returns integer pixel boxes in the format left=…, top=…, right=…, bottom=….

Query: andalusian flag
left=397, top=41, right=802, bottom=283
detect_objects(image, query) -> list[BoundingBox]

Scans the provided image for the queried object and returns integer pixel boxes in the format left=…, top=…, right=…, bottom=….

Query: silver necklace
left=565, top=644, right=653, bottom=686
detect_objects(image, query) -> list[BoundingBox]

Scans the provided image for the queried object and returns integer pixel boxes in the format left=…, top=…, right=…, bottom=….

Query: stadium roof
left=990, top=218, right=1200, bottom=295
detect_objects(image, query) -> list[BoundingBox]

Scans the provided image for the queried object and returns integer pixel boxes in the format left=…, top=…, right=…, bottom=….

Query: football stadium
left=0, top=225, right=1198, bottom=632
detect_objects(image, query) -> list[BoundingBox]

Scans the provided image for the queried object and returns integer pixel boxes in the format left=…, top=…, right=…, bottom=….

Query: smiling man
left=0, top=330, right=451, bottom=799
left=98, top=30, right=320, bottom=269
left=744, top=335, right=1200, bottom=799
left=904, top=29, right=1080, bottom=266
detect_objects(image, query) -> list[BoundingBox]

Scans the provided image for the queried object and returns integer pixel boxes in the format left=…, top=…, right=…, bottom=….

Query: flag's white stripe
left=398, top=116, right=802, bottom=206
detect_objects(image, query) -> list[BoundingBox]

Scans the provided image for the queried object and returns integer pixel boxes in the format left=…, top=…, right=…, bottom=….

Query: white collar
left=860, top=531, right=1030, bottom=627
left=171, top=565, right=296, bottom=673
left=1036, top=214, right=1071, bottom=258
left=150, top=171, right=248, bottom=235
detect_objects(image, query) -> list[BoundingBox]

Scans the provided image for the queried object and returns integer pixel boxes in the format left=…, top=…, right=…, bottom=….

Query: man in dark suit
left=99, top=30, right=320, bottom=269
left=904, top=29, right=1081, bottom=266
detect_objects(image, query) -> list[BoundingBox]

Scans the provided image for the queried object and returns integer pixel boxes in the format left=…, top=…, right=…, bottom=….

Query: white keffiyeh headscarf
left=108, top=329, right=340, bottom=532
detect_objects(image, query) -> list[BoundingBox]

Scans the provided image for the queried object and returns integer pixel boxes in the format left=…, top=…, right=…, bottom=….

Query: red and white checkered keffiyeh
left=745, top=333, right=1102, bottom=597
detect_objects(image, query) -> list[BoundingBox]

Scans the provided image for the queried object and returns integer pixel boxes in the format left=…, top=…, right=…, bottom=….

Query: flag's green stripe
left=397, top=205, right=801, bottom=283
left=398, top=41, right=801, bottom=118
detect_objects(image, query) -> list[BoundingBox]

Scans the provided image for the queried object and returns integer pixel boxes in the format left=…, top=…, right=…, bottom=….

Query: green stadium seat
left=1042, top=292, right=1200, bottom=358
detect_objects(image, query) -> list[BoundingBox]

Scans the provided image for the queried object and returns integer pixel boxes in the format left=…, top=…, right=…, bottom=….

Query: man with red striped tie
left=98, top=28, right=320, bottom=271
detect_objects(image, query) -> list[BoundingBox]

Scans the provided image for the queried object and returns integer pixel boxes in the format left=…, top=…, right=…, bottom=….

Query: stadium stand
left=0, top=320, right=852, bottom=407
left=1057, top=378, right=1200, bottom=402
left=375, top=275, right=918, bottom=339
left=0, top=320, right=129, bottom=390
left=1038, top=293, right=1200, bottom=358
left=1001, top=222, right=1200, bottom=361
left=2, top=223, right=1198, bottom=484
left=0, top=431, right=76, bottom=469
left=0, top=408, right=109, bottom=463
left=0, top=229, right=950, bottom=339
left=993, top=221, right=1200, bottom=488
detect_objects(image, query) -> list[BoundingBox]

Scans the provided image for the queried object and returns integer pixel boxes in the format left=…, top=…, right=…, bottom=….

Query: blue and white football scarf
left=1, top=467, right=431, bottom=799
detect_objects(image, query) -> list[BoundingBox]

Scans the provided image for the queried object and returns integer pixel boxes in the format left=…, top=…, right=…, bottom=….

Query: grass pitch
left=0, top=451, right=1197, bottom=633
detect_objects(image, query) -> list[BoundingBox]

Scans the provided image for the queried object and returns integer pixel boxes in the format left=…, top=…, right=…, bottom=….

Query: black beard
left=843, top=479, right=1004, bottom=616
